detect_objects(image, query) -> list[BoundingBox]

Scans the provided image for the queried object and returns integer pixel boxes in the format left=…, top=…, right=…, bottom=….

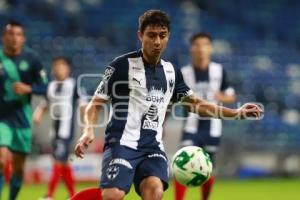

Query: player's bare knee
left=141, top=187, right=163, bottom=200
left=140, top=177, right=164, bottom=200
left=102, top=188, right=125, bottom=200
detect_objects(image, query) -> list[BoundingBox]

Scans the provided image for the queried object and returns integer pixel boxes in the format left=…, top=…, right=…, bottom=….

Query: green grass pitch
left=1, top=178, right=299, bottom=200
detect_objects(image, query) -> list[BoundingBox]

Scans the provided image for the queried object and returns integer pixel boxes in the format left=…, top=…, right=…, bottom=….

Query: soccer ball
left=171, top=146, right=213, bottom=187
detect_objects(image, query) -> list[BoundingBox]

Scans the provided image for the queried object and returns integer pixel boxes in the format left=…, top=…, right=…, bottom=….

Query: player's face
left=2, top=25, right=25, bottom=52
left=52, top=60, right=70, bottom=81
left=138, top=26, right=169, bottom=61
left=190, top=37, right=213, bottom=62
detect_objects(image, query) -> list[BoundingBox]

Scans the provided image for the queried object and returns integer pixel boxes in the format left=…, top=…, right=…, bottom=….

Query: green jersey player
left=0, top=21, right=48, bottom=200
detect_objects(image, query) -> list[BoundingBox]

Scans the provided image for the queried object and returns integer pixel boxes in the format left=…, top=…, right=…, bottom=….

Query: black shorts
left=100, top=144, right=169, bottom=195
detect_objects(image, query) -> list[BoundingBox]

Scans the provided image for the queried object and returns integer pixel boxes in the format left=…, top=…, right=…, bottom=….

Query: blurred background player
left=174, top=32, right=236, bottom=200
left=0, top=21, right=48, bottom=200
left=33, top=57, right=86, bottom=200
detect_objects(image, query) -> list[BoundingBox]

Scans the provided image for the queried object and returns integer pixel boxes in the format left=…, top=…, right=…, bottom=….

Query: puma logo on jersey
left=133, top=77, right=142, bottom=85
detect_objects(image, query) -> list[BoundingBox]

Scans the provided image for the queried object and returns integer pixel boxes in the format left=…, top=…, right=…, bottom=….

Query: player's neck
left=4, top=47, right=22, bottom=57
left=142, top=50, right=160, bottom=65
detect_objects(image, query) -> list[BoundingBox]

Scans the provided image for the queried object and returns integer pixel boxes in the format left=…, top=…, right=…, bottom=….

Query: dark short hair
left=139, top=9, right=170, bottom=33
left=52, top=56, right=71, bottom=66
left=190, top=32, right=212, bottom=44
left=3, top=20, right=24, bottom=34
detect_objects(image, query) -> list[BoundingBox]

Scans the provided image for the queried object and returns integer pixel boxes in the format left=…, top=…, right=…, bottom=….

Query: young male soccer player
left=174, top=32, right=236, bottom=200
left=34, top=57, right=81, bottom=200
left=0, top=21, right=48, bottom=200
left=72, top=10, right=262, bottom=200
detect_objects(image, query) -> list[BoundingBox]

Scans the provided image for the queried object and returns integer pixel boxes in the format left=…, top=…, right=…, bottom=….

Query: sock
left=70, top=188, right=102, bottom=200
left=174, top=179, right=187, bottom=200
left=9, top=174, right=23, bottom=200
left=61, top=164, right=75, bottom=197
left=47, top=163, right=62, bottom=197
left=0, top=172, right=4, bottom=198
left=201, top=176, right=215, bottom=200
left=4, top=159, right=12, bottom=183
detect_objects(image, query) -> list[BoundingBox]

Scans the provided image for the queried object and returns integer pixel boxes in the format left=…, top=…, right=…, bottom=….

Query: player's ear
left=137, top=31, right=143, bottom=42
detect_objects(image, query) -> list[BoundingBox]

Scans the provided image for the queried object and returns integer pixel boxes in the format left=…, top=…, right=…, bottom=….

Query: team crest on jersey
left=103, top=66, right=115, bottom=81
left=19, top=60, right=29, bottom=71
left=106, top=165, right=120, bottom=180
left=169, top=79, right=174, bottom=92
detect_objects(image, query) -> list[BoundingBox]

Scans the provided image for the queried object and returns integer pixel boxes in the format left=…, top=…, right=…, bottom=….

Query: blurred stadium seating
left=1, top=0, right=300, bottom=177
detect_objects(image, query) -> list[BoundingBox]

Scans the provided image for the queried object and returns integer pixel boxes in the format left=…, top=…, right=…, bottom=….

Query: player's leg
left=61, top=161, right=75, bottom=197
left=9, top=152, right=26, bottom=200
left=139, top=176, right=164, bottom=200
left=58, top=139, right=75, bottom=198
left=134, top=152, right=169, bottom=200
left=70, top=187, right=102, bottom=200
left=9, top=127, right=32, bottom=200
left=201, top=152, right=216, bottom=200
left=43, top=160, right=62, bottom=199
left=0, top=147, right=9, bottom=197
left=0, top=122, right=14, bottom=196
left=174, top=132, right=196, bottom=200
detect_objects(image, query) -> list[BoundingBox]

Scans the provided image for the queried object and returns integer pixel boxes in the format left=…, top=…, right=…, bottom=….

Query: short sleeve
left=172, top=67, right=193, bottom=103
left=31, top=52, right=48, bottom=94
left=94, top=58, right=122, bottom=100
left=220, top=68, right=235, bottom=95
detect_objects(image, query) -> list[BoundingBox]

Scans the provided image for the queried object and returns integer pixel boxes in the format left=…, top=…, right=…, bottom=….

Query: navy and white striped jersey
left=46, top=77, right=77, bottom=140
left=181, top=62, right=235, bottom=152
left=95, top=50, right=192, bottom=151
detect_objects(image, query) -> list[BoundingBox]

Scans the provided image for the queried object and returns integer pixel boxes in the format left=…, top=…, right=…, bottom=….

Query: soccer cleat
left=38, top=196, right=53, bottom=200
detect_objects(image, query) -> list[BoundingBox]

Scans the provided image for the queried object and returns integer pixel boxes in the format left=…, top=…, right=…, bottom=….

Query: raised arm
left=181, top=94, right=262, bottom=119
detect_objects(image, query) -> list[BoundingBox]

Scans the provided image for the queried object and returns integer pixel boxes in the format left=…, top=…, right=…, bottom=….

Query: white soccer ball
left=171, top=146, right=213, bottom=187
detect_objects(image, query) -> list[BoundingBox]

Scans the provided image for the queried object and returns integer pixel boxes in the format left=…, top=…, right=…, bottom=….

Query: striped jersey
left=95, top=50, right=192, bottom=152
left=181, top=62, right=235, bottom=151
left=45, top=77, right=78, bottom=140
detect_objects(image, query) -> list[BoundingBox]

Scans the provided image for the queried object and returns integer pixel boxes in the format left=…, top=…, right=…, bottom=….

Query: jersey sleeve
left=94, top=58, right=122, bottom=100
left=220, top=68, right=235, bottom=95
left=172, top=66, right=193, bottom=103
left=31, top=53, right=48, bottom=95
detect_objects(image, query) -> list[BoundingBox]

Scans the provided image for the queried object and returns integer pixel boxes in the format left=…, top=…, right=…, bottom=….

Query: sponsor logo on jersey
left=142, top=104, right=159, bottom=130
left=132, top=77, right=142, bottom=85
left=145, top=87, right=165, bottom=103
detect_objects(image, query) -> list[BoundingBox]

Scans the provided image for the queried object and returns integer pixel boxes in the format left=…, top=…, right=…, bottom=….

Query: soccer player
left=72, top=10, right=262, bottom=200
left=33, top=57, right=83, bottom=200
left=174, top=32, right=236, bottom=200
left=0, top=21, right=48, bottom=200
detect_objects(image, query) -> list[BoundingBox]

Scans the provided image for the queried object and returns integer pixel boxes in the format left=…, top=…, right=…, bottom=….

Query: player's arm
left=14, top=54, right=48, bottom=95
left=74, top=96, right=107, bottom=158
left=181, top=94, right=262, bottom=119
left=173, top=66, right=262, bottom=120
left=74, top=60, right=119, bottom=158
left=33, top=99, right=49, bottom=124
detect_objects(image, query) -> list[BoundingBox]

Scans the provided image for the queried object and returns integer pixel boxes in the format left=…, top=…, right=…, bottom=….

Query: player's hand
left=237, top=103, right=263, bottom=119
left=13, top=82, right=32, bottom=95
left=74, top=130, right=95, bottom=159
